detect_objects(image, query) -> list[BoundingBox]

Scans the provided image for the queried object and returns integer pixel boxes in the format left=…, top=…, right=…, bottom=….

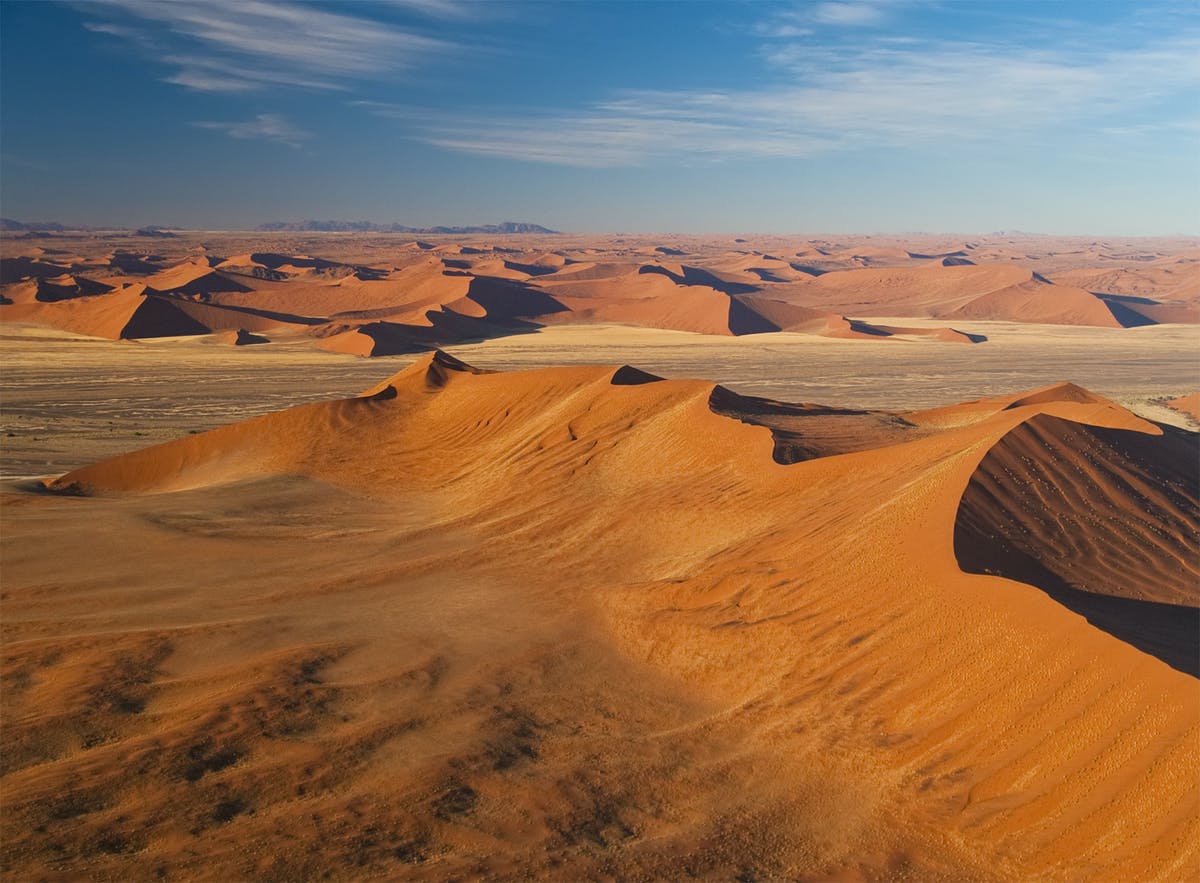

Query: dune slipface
left=3, top=351, right=1195, bottom=882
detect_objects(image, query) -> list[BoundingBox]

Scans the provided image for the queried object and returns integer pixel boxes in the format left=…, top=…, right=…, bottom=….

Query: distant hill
left=255, top=220, right=559, bottom=234
left=2, top=218, right=559, bottom=235
left=2, top=218, right=67, bottom=232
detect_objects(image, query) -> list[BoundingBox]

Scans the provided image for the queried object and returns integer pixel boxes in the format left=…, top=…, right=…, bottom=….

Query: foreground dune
left=3, top=351, right=1196, bottom=881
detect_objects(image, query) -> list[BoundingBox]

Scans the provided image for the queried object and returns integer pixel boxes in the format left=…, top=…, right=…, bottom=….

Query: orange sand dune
left=5, top=237, right=1197, bottom=347
left=772, top=263, right=1136, bottom=326
left=145, top=260, right=253, bottom=296
left=1048, top=265, right=1200, bottom=304
left=905, top=381, right=1155, bottom=430
left=0, top=282, right=310, bottom=339
left=0, top=285, right=210, bottom=339
left=97, top=251, right=168, bottom=275
left=8, top=351, right=1193, bottom=881
left=947, top=277, right=1129, bottom=327
left=1168, top=392, right=1200, bottom=421
left=0, top=255, right=73, bottom=283
left=1, top=273, right=115, bottom=304
left=314, top=321, right=440, bottom=357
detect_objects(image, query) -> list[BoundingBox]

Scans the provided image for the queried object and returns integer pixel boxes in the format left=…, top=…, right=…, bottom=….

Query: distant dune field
left=3, top=232, right=1196, bottom=353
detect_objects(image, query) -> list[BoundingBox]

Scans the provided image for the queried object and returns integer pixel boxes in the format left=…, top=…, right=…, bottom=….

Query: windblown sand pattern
left=2, top=341, right=1196, bottom=881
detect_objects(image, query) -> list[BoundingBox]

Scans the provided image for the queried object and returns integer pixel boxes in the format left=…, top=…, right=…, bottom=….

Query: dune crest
left=23, top=355, right=1197, bottom=882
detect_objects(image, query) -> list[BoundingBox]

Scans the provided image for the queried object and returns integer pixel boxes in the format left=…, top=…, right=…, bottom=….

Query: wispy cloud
left=757, top=0, right=908, bottom=35
left=752, top=22, right=813, bottom=39
left=82, top=0, right=456, bottom=93
left=193, top=113, right=311, bottom=148
left=813, top=2, right=888, bottom=26
left=398, top=33, right=1200, bottom=167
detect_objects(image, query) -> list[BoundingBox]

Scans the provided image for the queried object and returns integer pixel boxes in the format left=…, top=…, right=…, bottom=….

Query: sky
left=1, top=0, right=1197, bottom=234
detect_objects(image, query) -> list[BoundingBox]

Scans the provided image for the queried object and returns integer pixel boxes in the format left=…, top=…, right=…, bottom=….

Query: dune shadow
left=503, top=260, right=561, bottom=277
left=1094, top=292, right=1161, bottom=306
left=907, top=250, right=968, bottom=260
left=162, top=296, right=326, bottom=327
left=108, top=253, right=163, bottom=275
left=727, top=297, right=782, bottom=335
left=847, top=320, right=892, bottom=337
left=788, top=263, right=826, bottom=277
left=955, top=419, right=1199, bottom=677
left=346, top=316, right=550, bottom=357
left=638, top=264, right=760, bottom=295
left=466, top=277, right=571, bottom=318
left=958, top=539, right=1199, bottom=677
left=610, top=365, right=663, bottom=386
left=706, top=386, right=917, bottom=464
left=1099, top=296, right=1161, bottom=328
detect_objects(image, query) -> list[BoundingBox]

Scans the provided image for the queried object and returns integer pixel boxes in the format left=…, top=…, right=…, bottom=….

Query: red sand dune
left=9, top=351, right=1193, bottom=880
left=0, top=256, right=73, bottom=283
left=3, top=236, right=1197, bottom=349
left=771, top=264, right=1131, bottom=324
left=1167, top=392, right=1200, bottom=421
left=1, top=274, right=115, bottom=304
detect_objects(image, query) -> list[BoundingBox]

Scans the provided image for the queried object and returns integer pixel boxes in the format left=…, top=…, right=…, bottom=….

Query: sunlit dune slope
left=9, top=351, right=1194, bottom=881
left=1168, top=392, right=1200, bottom=422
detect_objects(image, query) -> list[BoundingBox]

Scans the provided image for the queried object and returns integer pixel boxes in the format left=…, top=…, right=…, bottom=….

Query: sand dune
left=956, top=412, right=1198, bottom=672
left=1, top=273, right=115, bottom=304
left=774, top=263, right=1136, bottom=326
left=2, top=285, right=201, bottom=339
left=3, top=234, right=1196, bottom=348
left=1168, top=392, right=1200, bottom=421
left=6, top=351, right=1193, bottom=880
left=948, top=277, right=1132, bottom=327
left=1048, top=264, right=1200, bottom=304
left=145, top=261, right=254, bottom=296
left=0, top=256, right=74, bottom=283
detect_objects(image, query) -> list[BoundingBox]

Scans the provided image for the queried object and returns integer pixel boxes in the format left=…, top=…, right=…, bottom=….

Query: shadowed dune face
left=6, top=352, right=1197, bottom=881
left=955, top=415, right=1200, bottom=674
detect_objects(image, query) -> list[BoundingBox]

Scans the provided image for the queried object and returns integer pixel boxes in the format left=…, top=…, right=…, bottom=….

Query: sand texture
left=3, top=347, right=1197, bottom=881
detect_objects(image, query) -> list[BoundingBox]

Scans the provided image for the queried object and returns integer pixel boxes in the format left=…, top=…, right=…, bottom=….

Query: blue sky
left=1, top=0, right=1197, bottom=233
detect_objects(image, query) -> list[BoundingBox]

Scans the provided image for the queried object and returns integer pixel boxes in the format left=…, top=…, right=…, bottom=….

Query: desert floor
left=3, top=320, right=1195, bottom=479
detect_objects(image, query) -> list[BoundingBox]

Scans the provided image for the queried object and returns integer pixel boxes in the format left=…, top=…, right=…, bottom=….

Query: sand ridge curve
left=3, top=351, right=1197, bottom=881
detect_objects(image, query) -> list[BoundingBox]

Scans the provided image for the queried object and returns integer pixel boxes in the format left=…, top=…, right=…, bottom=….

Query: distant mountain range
left=1, top=218, right=558, bottom=235
left=254, top=220, right=559, bottom=234
left=1, top=218, right=69, bottom=232
left=2, top=219, right=182, bottom=234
